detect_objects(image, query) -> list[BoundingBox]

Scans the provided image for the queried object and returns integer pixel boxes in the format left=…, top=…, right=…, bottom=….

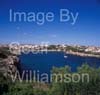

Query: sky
left=0, top=0, right=100, bottom=46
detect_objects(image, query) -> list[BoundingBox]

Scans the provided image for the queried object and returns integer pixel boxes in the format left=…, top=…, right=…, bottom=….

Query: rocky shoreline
left=41, top=49, right=100, bottom=58
left=0, top=53, right=21, bottom=79
left=44, top=50, right=100, bottom=58
left=66, top=51, right=100, bottom=58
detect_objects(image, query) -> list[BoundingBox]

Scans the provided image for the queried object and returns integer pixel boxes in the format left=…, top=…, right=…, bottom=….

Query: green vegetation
left=50, top=64, right=100, bottom=95
left=0, top=64, right=100, bottom=95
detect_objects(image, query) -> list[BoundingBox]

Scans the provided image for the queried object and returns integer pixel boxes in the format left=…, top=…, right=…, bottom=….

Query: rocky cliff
left=0, top=52, right=21, bottom=80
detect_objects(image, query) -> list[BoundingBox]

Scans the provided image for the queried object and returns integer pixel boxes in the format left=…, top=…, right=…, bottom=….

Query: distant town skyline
left=0, top=0, right=100, bottom=46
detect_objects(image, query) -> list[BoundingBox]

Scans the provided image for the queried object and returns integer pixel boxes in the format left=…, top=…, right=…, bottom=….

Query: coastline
left=65, top=51, right=100, bottom=58
left=15, top=49, right=100, bottom=58
left=45, top=50, right=100, bottom=58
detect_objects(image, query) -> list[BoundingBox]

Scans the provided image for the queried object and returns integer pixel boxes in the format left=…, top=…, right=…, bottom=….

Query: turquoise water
left=19, top=52, right=100, bottom=74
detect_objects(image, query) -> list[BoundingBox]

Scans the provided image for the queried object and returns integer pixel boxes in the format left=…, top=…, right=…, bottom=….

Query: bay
left=19, top=52, right=100, bottom=74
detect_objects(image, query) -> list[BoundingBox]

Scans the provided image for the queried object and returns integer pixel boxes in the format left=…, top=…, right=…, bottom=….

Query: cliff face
left=0, top=53, right=20, bottom=80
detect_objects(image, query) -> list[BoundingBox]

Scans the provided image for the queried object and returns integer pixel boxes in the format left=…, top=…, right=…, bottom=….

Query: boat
left=64, top=55, right=68, bottom=58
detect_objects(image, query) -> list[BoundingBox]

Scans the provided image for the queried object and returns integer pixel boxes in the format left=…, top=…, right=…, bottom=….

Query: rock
left=0, top=55, right=21, bottom=80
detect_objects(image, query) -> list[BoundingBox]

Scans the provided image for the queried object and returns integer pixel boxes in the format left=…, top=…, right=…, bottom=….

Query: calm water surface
left=19, top=52, right=100, bottom=74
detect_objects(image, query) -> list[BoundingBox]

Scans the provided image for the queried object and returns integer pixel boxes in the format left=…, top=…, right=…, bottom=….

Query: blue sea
left=19, top=52, right=100, bottom=74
